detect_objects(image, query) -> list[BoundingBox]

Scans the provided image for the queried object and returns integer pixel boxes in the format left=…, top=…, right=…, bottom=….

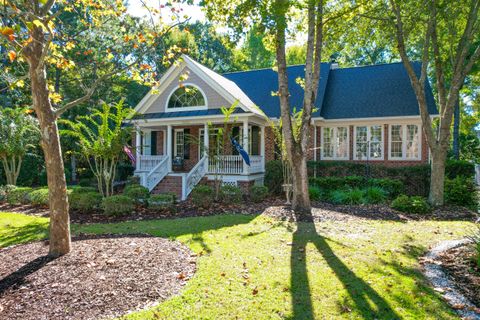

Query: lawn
left=0, top=212, right=475, bottom=319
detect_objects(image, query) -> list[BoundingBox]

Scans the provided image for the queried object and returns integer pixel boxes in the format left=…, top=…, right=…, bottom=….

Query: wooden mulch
left=437, top=243, right=480, bottom=309
left=0, top=234, right=196, bottom=320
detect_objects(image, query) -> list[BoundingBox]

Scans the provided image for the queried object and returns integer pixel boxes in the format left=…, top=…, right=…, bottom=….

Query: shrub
left=329, top=189, right=364, bottom=205
left=445, top=159, right=475, bottom=179
left=391, top=195, right=431, bottom=214
left=265, top=160, right=283, bottom=195
left=69, top=191, right=102, bottom=212
left=364, top=187, right=387, bottom=204
left=68, top=186, right=97, bottom=194
left=220, top=185, right=242, bottom=203
left=29, top=188, right=49, bottom=206
left=6, top=187, right=33, bottom=205
left=78, top=178, right=96, bottom=187
left=0, top=185, right=16, bottom=202
left=102, top=195, right=134, bottom=216
left=126, top=175, right=140, bottom=186
left=308, top=186, right=322, bottom=201
left=123, top=185, right=150, bottom=204
left=191, top=185, right=214, bottom=208
left=368, top=178, right=404, bottom=198
left=445, top=176, right=478, bottom=209
left=470, top=226, right=480, bottom=268
left=250, top=185, right=269, bottom=203
left=148, top=194, right=175, bottom=210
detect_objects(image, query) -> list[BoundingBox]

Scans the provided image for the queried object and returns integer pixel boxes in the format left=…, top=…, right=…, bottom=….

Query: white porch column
left=203, top=123, right=209, bottom=157
left=166, top=125, right=173, bottom=172
left=313, top=125, right=317, bottom=161
left=260, top=125, right=265, bottom=172
left=135, top=126, right=141, bottom=171
left=243, top=119, right=249, bottom=175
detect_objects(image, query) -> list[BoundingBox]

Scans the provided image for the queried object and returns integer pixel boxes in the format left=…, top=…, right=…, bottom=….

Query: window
left=389, top=124, right=420, bottom=160
left=174, top=129, right=185, bottom=158
left=355, top=125, right=383, bottom=160
left=321, top=127, right=348, bottom=159
left=167, top=85, right=206, bottom=109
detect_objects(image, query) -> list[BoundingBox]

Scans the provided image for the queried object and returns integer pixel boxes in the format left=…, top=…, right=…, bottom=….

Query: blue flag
left=231, top=137, right=250, bottom=166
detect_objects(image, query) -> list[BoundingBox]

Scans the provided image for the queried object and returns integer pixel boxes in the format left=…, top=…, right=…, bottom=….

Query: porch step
left=151, top=174, right=183, bottom=200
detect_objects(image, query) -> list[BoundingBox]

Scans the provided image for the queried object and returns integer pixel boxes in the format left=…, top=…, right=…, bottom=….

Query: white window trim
left=320, top=126, right=349, bottom=160
left=165, top=83, right=208, bottom=112
left=388, top=123, right=422, bottom=161
left=174, top=129, right=185, bottom=158
left=353, top=125, right=384, bottom=160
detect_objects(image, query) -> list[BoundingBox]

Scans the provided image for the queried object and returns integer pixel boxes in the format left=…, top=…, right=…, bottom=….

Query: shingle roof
left=134, top=108, right=246, bottom=120
left=223, top=62, right=437, bottom=119
left=223, top=64, right=331, bottom=118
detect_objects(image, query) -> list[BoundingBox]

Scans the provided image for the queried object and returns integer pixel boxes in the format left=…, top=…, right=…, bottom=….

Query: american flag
left=123, top=146, right=136, bottom=164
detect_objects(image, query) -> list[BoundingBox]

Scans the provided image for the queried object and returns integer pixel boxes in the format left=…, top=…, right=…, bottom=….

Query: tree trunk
left=429, top=148, right=447, bottom=206
left=27, top=40, right=71, bottom=256
left=452, top=102, right=460, bottom=159
left=290, top=153, right=311, bottom=214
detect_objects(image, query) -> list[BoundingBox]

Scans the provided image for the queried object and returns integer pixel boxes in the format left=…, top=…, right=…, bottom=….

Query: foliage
left=469, top=226, right=480, bottom=268
left=444, top=177, right=478, bottom=209
left=68, top=186, right=97, bottom=194
left=117, top=163, right=135, bottom=182
left=29, top=188, right=50, bottom=206
left=126, top=176, right=141, bottom=186
left=69, top=191, right=102, bottom=213
left=444, top=159, right=475, bottom=179
left=367, top=179, right=403, bottom=198
left=308, top=186, right=322, bottom=201
left=330, top=189, right=364, bottom=205
left=0, top=107, right=39, bottom=185
left=6, top=187, right=33, bottom=205
left=191, top=185, right=214, bottom=208
left=0, top=185, right=15, bottom=201
left=148, top=194, right=176, bottom=211
left=250, top=185, right=269, bottom=203
left=123, top=185, right=150, bottom=205
left=265, top=160, right=284, bottom=195
left=391, top=195, right=431, bottom=214
left=364, top=187, right=387, bottom=204
left=60, top=100, right=134, bottom=197
left=102, top=195, right=134, bottom=216
left=220, top=185, right=243, bottom=204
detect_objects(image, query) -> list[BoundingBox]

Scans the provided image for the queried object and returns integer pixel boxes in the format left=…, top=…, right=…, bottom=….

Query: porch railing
left=207, top=155, right=264, bottom=174
left=138, top=155, right=170, bottom=191
left=137, top=155, right=167, bottom=171
left=183, top=156, right=207, bottom=200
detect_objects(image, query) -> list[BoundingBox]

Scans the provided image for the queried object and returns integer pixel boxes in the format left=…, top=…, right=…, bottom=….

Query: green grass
left=0, top=212, right=475, bottom=319
left=0, top=212, right=49, bottom=247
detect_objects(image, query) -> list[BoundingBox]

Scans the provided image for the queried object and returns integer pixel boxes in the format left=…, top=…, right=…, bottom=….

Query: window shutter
left=232, top=127, right=240, bottom=155
left=151, top=131, right=157, bottom=155
left=184, top=128, right=190, bottom=159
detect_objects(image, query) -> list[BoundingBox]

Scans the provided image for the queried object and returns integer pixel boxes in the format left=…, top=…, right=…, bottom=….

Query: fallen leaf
left=252, top=287, right=258, bottom=295
left=8, top=51, right=16, bottom=62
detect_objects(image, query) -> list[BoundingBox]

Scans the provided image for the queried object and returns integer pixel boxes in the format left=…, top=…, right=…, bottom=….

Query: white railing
left=142, top=156, right=170, bottom=191
left=207, top=155, right=264, bottom=174
left=250, top=155, right=263, bottom=173
left=208, top=155, right=243, bottom=174
left=137, top=155, right=167, bottom=171
left=183, top=156, right=207, bottom=200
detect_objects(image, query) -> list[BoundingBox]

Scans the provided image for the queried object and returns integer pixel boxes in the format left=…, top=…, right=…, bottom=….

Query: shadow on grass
left=0, top=221, right=49, bottom=248
left=290, top=213, right=401, bottom=319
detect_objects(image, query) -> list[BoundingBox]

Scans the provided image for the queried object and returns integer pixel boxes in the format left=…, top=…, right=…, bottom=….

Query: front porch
left=132, top=119, right=266, bottom=200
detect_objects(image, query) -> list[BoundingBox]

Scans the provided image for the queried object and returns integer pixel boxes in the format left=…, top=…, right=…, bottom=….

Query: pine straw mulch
left=0, top=234, right=196, bottom=320
left=0, top=199, right=477, bottom=224
left=437, top=243, right=480, bottom=309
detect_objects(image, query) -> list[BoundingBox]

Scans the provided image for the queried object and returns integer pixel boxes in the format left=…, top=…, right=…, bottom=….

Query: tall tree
left=0, top=0, right=181, bottom=255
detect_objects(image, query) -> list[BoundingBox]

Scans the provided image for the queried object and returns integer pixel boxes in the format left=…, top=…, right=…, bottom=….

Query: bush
left=123, top=185, right=150, bottom=204
left=445, top=159, right=475, bottom=179
left=445, top=176, right=478, bottom=209
left=68, top=186, right=97, bottom=193
left=264, top=160, right=283, bottom=195
left=220, top=185, right=242, bottom=203
left=126, top=175, right=141, bottom=186
left=78, top=178, right=96, bottom=187
left=29, top=188, right=49, bottom=206
left=250, top=185, right=269, bottom=203
left=329, top=188, right=364, bottom=205
left=0, top=185, right=16, bottom=202
left=6, top=187, right=33, bottom=205
left=69, top=191, right=102, bottom=212
left=117, top=162, right=135, bottom=181
left=191, top=185, right=214, bottom=208
left=368, top=178, right=404, bottom=198
left=102, top=195, right=134, bottom=216
left=470, top=226, right=480, bottom=268
left=391, top=195, right=431, bottom=214
left=308, top=186, right=322, bottom=201
left=148, top=194, right=175, bottom=210
left=364, top=187, right=387, bottom=204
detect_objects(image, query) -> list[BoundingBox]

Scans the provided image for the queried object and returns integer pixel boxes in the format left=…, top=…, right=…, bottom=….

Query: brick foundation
left=152, top=175, right=183, bottom=199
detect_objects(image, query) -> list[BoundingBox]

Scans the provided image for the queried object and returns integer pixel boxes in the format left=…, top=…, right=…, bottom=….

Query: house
left=130, top=55, right=437, bottom=200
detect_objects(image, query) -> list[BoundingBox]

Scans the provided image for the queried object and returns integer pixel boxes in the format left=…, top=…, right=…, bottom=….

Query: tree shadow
left=0, top=221, right=49, bottom=248
left=290, top=213, right=401, bottom=319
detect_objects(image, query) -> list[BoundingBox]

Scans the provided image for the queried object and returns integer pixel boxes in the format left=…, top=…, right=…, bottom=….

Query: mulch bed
left=438, top=243, right=480, bottom=308
left=1, top=198, right=477, bottom=224
left=0, top=234, right=196, bottom=320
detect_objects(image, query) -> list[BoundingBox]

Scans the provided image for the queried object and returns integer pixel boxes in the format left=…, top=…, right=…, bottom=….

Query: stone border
left=421, top=239, right=480, bottom=320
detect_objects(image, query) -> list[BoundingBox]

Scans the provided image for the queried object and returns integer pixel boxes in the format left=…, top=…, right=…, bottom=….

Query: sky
left=127, top=0, right=206, bottom=22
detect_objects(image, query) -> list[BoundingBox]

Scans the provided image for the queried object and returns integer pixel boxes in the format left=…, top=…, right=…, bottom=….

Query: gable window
left=389, top=124, right=420, bottom=160
left=321, top=127, right=348, bottom=160
left=354, top=125, right=383, bottom=160
left=167, top=85, right=206, bottom=110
